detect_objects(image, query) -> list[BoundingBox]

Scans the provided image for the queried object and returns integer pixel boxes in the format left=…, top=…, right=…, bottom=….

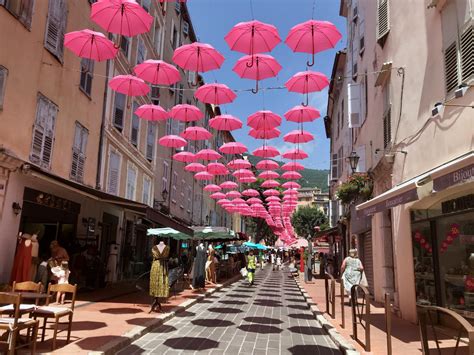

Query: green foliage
left=335, top=173, right=373, bottom=205
left=291, top=205, right=329, bottom=239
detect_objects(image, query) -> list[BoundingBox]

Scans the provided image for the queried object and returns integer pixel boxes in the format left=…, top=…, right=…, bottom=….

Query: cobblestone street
left=119, top=266, right=341, bottom=354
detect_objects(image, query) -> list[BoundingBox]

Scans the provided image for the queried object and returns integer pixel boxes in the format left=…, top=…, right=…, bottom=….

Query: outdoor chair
left=32, top=283, right=77, bottom=350
left=0, top=292, right=39, bottom=355
left=0, top=281, right=42, bottom=316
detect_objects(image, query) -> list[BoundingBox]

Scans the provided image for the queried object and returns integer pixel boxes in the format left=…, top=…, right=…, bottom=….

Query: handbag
left=240, top=267, right=248, bottom=277
left=359, top=271, right=369, bottom=288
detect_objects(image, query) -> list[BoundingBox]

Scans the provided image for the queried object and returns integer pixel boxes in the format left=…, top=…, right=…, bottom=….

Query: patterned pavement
left=119, top=266, right=341, bottom=355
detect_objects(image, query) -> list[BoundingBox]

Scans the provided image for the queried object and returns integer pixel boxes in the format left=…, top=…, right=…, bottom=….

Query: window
left=126, top=164, right=137, bottom=200
left=44, top=0, right=67, bottom=61
left=107, top=150, right=120, bottom=195
left=166, top=117, right=172, bottom=135
left=142, top=176, right=151, bottom=205
left=150, top=85, right=160, bottom=105
left=330, top=153, right=338, bottom=181
left=79, top=58, right=94, bottom=96
left=137, top=38, right=146, bottom=65
left=180, top=179, right=185, bottom=208
left=0, top=66, right=7, bottom=109
left=376, top=0, right=390, bottom=44
left=141, top=0, right=151, bottom=12
left=113, top=92, right=126, bottom=131
left=359, top=18, right=365, bottom=55
left=131, top=101, right=140, bottom=147
left=183, top=21, right=189, bottom=36
left=146, top=121, right=156, bottom=161
left=30, top=93, right=57, bottom=169
left=120, top=36, right=130, bottom=58
left=169, top=82, right=176, bottom=95
left=348, top=83, right=362, bottom=128
left=383, top=84, right=391, bottom=149
left=186, top=186, right=192, bottom=213
left=1, top=0, right=35, bottom=29
left=175, top=0, right=181, bottom=13
left=162, top=161, right=169, bottom=194
left=153, top=20, right=162, bottom=56
left=175, top=84, right=183, bottom=105
left=71, top=122, right=88, bottom=182
left=171, top=172, right=178, bottom=203
left=171, top=22, right=178, bottom=49
left=187, top=70, right=196, bottom=84
left=337, top=146, right=343, bottom=179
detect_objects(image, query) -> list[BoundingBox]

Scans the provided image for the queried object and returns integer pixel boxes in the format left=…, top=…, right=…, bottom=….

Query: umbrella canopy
left=109, top=75, right=150, bottom=96
left=209, top=115, right=243, bottom=131
left=247, top=110, right=282, bottom=130
left=282, top=171, right=303, bottom=180
left=147, top=227, right=190, bottom=240
left=263, top=189, right=280, bottom=196
left=282, top=162, right=305, bottom=171
left=226, top=190, right=242, bottom=199
left=195, top=149, right=222, bottom=161
left=195, top=83, right=236, bottom=105
left=91, top=0, right=153, bottom=36
left=233, top=54, right=282, bottom=93
left=282, top=181, right=301, bottom=189
left=238, top=176, right=257, bottom=184
left=185, top=162, right=206, bottom=172
left=282, top=148, right=309, bottom=160
left=266, top=196, right=281, bottom=202
left=232, top=169, right=254, bottom=178
left=173, top=42, right=225, bottom=73
left=65, top=29, right=117, bottom=61
left=283, top=189, right=299, bottom=195
left=243, top=242, right=268, bottom=250
left=227, top=159, right=251, bottom=170
left=217, top=198, right=231, bottom=205
left=285, top=70, right=329, bottom=93
left=253, top=146, right=280, bottom=158
left=283, top=130, right=314, bottom=144
left=173, top=151, right=196, bottom=163
left=225, top=20, right=281, bottom=55
left=194, top=171, right=214, bottom=181
left=247, top=197, right=262, bottom=204
left=248, top=128, right=281, bottom=140
left=220, top=181, right=238, bottom=189
left=284, top=105, right=321, bottom=123
left=242, top=189, right=260, bottom=197
left=158, top=135, right=187, bottom=148
left=256, top=160, right=279, bottom=170
left=133, top=59, right=180, bottom=85
left=180, top=126, right=212, bottom=141
left=134, top=104, right=168, bottom=121
left=258, top=170, right=280, bottom=179
left=170, top=104, right=204, bottom=122
left=204, top=184, right=222, bottom=192
left=206, top=163, right=228, bottom=175
left=219, top=142, right=248, bottom=155
left=261, top=179, right=280, bottom=188
left=290, top=238, right=309, bottom=248
left=210, top=192, right=226, bottom=199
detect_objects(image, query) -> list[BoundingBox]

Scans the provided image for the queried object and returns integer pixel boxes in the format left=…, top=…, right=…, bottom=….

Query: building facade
left=297, top=187, right=330, bottom=216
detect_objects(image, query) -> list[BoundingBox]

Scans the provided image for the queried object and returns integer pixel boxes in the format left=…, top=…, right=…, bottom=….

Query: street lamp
left=348, top=151, right=360, bottom=173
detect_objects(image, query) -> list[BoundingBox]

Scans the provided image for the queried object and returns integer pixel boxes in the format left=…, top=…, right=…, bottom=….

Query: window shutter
left=183, top=21, right=189, bottom=36
left=460, top=24, right=473, bottom=81
left=352, top=29, right=359, bottom=77
left=137, top=38, right=146, bottom=65
left=376, top=0, right=390, bottom=42
left=0, top=67, right=7, bottom=109
left=107, top=152, right=120, bottom=195
left=19, top=0, right=34, bottom=29
left=383, top=107, right=392, bottom=149
left=359, top=18, right=365, bottom=54
left=30, top=95, right=57, bottom=168
left=113, top=92, right=125, bottom=130
left=331, top=153, right=338, bottom=181
left=348, top=83, right=362, bottom=128
left=45, top=0, right=67, bottom=61
left=146, top=122, right=155, bottom=161
left=30, top=126, right=44, bottom=163
left=131, top=102, right=140, bottom=146
left=175, top=1, right=181, bottom=13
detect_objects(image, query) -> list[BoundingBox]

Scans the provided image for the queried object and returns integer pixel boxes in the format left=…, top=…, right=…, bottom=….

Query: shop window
left=2, top=0, right=35, bottom=30
left=44, top=0, right=67, bottom=62
left=70, top=122, right=88, bottom=182
left=79, top=58, right=94, bottom=96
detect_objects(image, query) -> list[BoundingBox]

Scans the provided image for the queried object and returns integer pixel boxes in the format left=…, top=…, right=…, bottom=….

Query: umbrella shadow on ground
left=150, top=325, right=178, bottom=333
left=99, top=307, right=141, bottom=314
left=75, top=336, right=129, bottom=350
left=287, top=326, right=325, bottom=336
left=118, top=344, right=146, bottom=354
left=287, top=313, right=315, bottom=320
left=163, top=337, right=219, bottom=351
left=285, top=298, right=306, bottom=303
left=287, top=304, right=309, bottom=311
left=242, top=316, right=283, bottom=325
left=208, top=307, right=243, bottom=314
left=288, top=344, right=338, bottom=354
left=198, top=300, right=214, bottom=304
left=253, top=299, right=283, bottom=307
left=285, top=293, right=302, bottom=297
left=174, top=310, right=196, bottom=317
left=257, top=293, right=281, bottom=298
left=226, top=294, right=252, bottom=298
left=219, top=300, right=247, bottom=306
left=126, top=318, right=157, bottom=326
left=238, top=324, right=282, bottom=334
left=191, top=319, right=235, bottom=327
left=72, top=321, right=107, bottom=331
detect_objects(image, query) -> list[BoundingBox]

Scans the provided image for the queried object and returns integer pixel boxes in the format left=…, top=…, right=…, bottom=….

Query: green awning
left=147, top=227, right=191, bottom=240
left=147, top=226, right=237, bottom=241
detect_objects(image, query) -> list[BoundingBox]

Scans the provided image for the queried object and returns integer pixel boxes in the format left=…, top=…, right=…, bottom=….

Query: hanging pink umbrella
left=232, top=198, right=247, bottom=204
left=282, top=181, right=301, bottom=189
left=195, top=83, right=236, bottom=105
left=247, top=197, right=262, bottom=204
left=283, top=130, right=314, bottom=144
left=266, top=196, right=281, bottom=202
left=232, top=169, right=254, bottom=178
left=219, top=142, right=248, bottom=155
left=227, top=159, right=251, bottom=170
left=256, top=160, right=279, bottom=170
left=283, top=189, right=299, bottom=195
left=258, top=170, right=280, bottom=180
left=242, top=189, right=259, bottom=197
left=91, top=0, right=153, bottom=36
left=135, top=104, right=168, bottom=121
left=173, top=151, right=196, bottom=163
left=239, top=176, right=257, bottom=183
left=282, top=162, right=305, bottom=171
left=185, top=163, right=206, bottom=172
left=65, top=29, right=117, bottom=61
left=220, top=181, right=238, bottom=190
left=285, top=71, right=329, bottom=106
left=195, top=149, right=222, bottom=161
left=217, top=198, right=231, bottom=205
left=285, top=20, right=342, bottom=67
left=210, top=192, right=226, bottom=199
left=204, top=184, right=222, bottom=192
left=282, top=171, right=302, bottom=180
left=207, top=162, right=229, bottom=175
left=282, top=148, right=309, bottom=160
left=195, top=171, right=214, bottom=181
left=263, top=189, right=280, bottom=197
left=261, top=180, right=280, bottom=188
left=233, top=54, right=282, bottom=94
left=109, top=75, right=150, bottom=96
left=226, top=190, right=242, bottom=199
left=209, top=115, right=243, bottom=131
left=159, top=135, right=187, bottom=148
left=133, top=60, right=180, bottom=85
left=170, top=104, right=204, bottom=122
left=180, top=127, right=212, bottom=141
left=284, top=105, right=321, bottom=123
left=249, top=128, right=280, bottom=140
left=253, top=146, right=280, bottom=158
left=247, top=110, right=282, bottom=130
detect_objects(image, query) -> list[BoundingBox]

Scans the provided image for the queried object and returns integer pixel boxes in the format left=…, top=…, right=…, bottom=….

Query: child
left=51, top=261, right=70, bottom=304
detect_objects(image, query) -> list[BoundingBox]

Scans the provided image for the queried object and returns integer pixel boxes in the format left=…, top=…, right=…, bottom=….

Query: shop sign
left=434, top=163, right=474, bottom=191
left=441, top=194, right=474, bottom=214
left=23, top=187, right=80, bottom=214
left=460, top=235, right=474, bottom=245
left=359, top=188, right=418, bottom=216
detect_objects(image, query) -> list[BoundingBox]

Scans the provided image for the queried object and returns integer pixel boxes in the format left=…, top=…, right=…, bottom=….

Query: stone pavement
left=119, top=266, right=341, bottom=354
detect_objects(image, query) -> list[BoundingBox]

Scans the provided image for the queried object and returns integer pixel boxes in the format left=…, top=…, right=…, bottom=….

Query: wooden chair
left=0, top=281, right=42, bottom=316
left=0, top=292, right=39, bottom=355
left=32, top=283, right=77, bottom=350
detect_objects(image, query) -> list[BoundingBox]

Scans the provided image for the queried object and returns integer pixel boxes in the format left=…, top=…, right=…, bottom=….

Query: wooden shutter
left=0, top=66, right=7, bottom=109
left=460, top=24, right=473, bottom=81
left=331, top=153, right=338, bottom=181
left=361, top=231, right=375, bottom=294
left=107, top=151, right=120, bottom=195
left=348, top=83, right=361, bottom=128
left=377, top=0, right=390, bottom=42
left=143, top=177, right=150, bottom=205
left=18, top=0, right=34, bottom=29
left=162, top=161, right=169, bottom=192
left=131, top=102, right=139, bottom=146
left=137, top=38, right=146, bottom=65
left=30, top=94, right=57, bottom=169
left=113, top=92, right=125, bottom=130
left=126, top=166, right=136, bottom=200
left=146, top=122, right=155, bottom=161
left=45, top=0, right=67, bottom=61
left=444, top=41, right=459, bottom=93
left=383, top=107, right=392, bottom=149
left=71, top=123, right=88, bottom=181
left=359, top=18, right=365, bottom=54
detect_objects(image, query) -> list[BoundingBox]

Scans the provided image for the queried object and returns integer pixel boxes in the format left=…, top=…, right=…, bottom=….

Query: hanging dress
left=192, top=245, right=207, bottom=289
left=149, top=245, right=170, bottom=298
left=10, top=238, right=33, bottom=283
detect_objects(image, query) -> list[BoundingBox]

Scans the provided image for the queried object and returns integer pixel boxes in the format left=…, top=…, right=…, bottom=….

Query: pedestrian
left=276, top=253, right=282, bottom=271
left=51, top=261, right=70, bottom=304
left=49, top=240, right=69, bottom=266
left=271, top=252, right=276, bottom=271
left=341, top=249, right=367, bottom=303
left=246, top=250, right=257, bottom=286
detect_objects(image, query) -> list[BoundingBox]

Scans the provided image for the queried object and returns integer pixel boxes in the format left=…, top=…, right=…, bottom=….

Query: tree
left=291, top=205, right=329, bottom=239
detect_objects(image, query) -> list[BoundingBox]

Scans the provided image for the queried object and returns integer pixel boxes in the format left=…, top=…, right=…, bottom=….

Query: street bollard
left=385, top=292, right=392, bottom=355
left=340, top=280, right=345, bottom=328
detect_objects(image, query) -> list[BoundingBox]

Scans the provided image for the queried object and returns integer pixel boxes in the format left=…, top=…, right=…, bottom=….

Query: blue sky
left=187, top=0, right=346, bottom=170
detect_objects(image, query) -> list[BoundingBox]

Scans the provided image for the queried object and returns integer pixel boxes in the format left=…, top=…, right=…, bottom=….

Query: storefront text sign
left=359, top=188, right=418, bottom=216
left=23, top=187, right=80, bottom=214
left=434, top=163, right=474, bottom=191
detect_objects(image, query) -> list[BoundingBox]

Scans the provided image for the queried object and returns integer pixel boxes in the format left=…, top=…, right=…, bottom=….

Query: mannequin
left=192, top=242, right=206, bottom=289
left=106, top=243, right=119, bottom=283
left=10, top=233, right=33, bottom=283
left=206, top=244, right=217, bottom=284
left=149, top=239, right=170, bottom=313
left=30, top=234, right=39, bottom=280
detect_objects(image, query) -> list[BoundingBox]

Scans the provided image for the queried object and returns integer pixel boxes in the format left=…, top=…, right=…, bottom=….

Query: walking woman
left=247, top=250, right=257, bottom=286
left=341, top=249, right=367, bottom=303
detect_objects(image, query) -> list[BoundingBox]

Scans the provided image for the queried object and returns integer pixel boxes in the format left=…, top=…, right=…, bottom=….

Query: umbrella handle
left=113, top=34, right=122, bottom=49
left=246, top=55, right=254, bottom=68
left=251, top=80, right=259, bottom=94
left=301, top=93, right=309, bottom=107
left=306, top=53, right=315, bottom=67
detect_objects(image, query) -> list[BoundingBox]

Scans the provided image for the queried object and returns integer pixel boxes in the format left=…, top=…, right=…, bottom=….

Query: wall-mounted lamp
left=12, top=202, right=22, bottom=215
left=348, top=151, right=360, bottom=173
left=205, top=215, right=210, bottom=225
left=20, top=164, right=31, bottom=175
left=431, top=102, right=444, bottom=117
left=455, top=84, right=469, bottom=98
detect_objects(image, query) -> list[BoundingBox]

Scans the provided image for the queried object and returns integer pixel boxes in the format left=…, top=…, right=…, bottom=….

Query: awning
left=147, top=226, right=237, bottom=241
left=147, top=227, right=190, bottom=240
left=356, top=152, right=474, bottom=216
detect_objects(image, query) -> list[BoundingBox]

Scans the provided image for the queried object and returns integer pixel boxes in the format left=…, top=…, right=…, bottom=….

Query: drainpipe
left=96, top=52, right=111, bottom=190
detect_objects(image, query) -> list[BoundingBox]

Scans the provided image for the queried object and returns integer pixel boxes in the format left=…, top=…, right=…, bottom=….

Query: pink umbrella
left=219, top=142, right=248, bottom=155
left=185, top=163, right=206, bottom=172
left=282, top=162, right=305, bottom=171
left=109, top=75, right=150, bottom=96
left=91, top=0, right=153, bottom=36
left=256, top=160, right=279, bottom=170
left=284, top=105, right=321, bottom=123
left=204, top=184, right=222, bottom=192
left=173, top=151, right=196, bottom=163
left=170, top=104, right=204, bottom=122
left=180, top=127, right=212, bottom=141
left=253, top=146, right=280, bottom=158
left=195, top=171, right=214, bottom=181
left=217, top=198, right=231, bottom=205
left=263, top=189, right=280, bottom=196
left=207, top=162, right=229, bottom=175
left=159, top=135, right=187, bottom=148
left=195, top=149, right=222, bottom=161
left=220, top=181, right=238, bottom=190
left=239, top=176, right=257, bottom=184
left=232, top=198, right=246, bottom=204
left=232, top=169, right=254, bottom=178
left=258, top=170, right=280, bottom=180
left=135, top=104, right=168, bottom=121
left=65, top=29, right=117, bottom=61
left=266, top=196, right=281, bottom=201
left=283, top=130, right=314, bottom=144
left=227, top=159, right=251, bottom=170
left=233, top=54, right=282, bottom=94
left=247, top=197, right=262, bottom=204
left=226, top=190, right=242, bottom=199
left=242, top=189, right=259, bottom=197
left=195, top=83, right=236, bottom=105
left=283, top=189, right=299, bottom=195
left=282, top=181, right=301, bottom=189
left=209, top=115, right=243, bottom=131
left=210, top=192, right=226, bottom=200
left=247, top=110, right=282, bottom=130
left=249, top=128, right=280, bottom=140
left=133, top=60, right=180, bottom=85
left=261, top=180, right=280, bottom=188
left=285, top=71, right=329, bottom=106
left=285, top=20, right=342, bottom=67
left=282, top=148, right=309, bottom=160
left=282, top=171, right=302, bottom=180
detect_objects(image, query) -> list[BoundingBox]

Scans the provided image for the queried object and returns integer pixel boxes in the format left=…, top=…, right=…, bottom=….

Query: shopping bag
left=359, top=271, right=369, bottom=287
left=240, top=267, right=248, bottom=278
